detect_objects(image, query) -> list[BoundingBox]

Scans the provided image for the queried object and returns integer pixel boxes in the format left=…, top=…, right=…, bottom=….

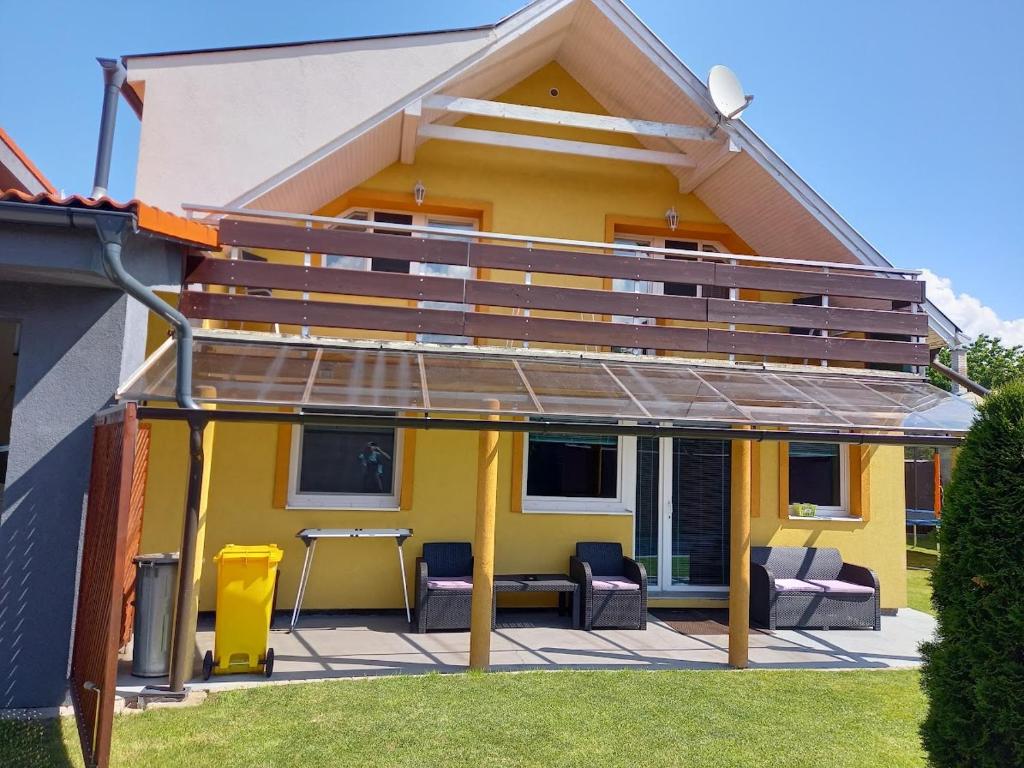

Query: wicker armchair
left=750, top=546, right=880, bottom=631
left=570, top=542, right=647, bottom=630
left=414, top=542, right=475, bottom=633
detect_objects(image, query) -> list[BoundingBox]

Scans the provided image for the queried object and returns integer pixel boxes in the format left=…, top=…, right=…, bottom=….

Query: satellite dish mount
left=708, top=64, right=754, bottom=133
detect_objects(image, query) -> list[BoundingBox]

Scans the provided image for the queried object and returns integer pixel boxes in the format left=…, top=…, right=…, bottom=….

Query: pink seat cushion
left=805, top=579, right=875, bottom=595
left=427, top=577, right=473, bottom=590
left=774, top=578, right=825, bottom=593
left=592, top=578, right=640, bottom=591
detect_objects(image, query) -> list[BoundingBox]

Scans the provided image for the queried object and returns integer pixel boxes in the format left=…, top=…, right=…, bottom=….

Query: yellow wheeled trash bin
left=203, top=544, right=283, bottom=680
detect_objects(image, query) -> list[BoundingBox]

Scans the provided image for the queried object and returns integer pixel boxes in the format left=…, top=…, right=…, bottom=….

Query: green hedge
left=920, top=380, right=1024, bottom=767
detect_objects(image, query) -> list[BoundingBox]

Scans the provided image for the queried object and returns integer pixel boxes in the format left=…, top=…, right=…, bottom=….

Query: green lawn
left=2, top=670, right=929, bottom=768
left=906, top=530, right=940, bottom=616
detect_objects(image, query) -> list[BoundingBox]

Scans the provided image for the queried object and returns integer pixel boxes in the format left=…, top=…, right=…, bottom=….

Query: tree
left=927, top=334, right=1024, bottom=392
left=919, top=380, right=1024, bottom=767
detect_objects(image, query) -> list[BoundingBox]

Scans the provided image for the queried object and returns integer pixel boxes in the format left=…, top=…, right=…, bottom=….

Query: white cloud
left=922, top=269, right=1024, bottom=346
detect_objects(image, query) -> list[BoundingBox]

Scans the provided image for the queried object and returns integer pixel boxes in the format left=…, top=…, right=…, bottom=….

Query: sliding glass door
left=634, top=437, right=731, bottom=591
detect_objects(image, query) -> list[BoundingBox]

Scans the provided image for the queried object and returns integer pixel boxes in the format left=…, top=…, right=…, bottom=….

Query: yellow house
left=116, top=0, right=972, bottom=681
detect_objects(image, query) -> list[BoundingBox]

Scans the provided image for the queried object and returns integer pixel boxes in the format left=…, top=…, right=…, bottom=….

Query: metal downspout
left=93, top=215, right=205, bottom=694
left=91, top=59, right=126, bottom=199
left=93, top=216, right=198, bottom=410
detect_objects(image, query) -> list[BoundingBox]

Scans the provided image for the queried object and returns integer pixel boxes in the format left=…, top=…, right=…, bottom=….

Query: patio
left=117, top=608, right=935, bottom=695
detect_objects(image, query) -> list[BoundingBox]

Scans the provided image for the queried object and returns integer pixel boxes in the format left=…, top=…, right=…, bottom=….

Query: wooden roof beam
left=417, top=123, right=696, bottom=167
left=679, top=138, right=741, bottom=193
left=400, top=100, right=421, bottom=164
left=423, top=93, right=716, bottom=143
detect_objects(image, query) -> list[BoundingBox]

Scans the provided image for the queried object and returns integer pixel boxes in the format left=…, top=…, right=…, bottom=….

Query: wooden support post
left=169, top=415, right=210, bottom=691
left=729, top=427, right=752, bottom=669
left=169, top=393, right=217, bottom=692
left=469, top=404, right=500, bottom=671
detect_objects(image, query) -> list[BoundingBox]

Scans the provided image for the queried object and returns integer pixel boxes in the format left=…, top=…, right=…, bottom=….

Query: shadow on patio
left=115, top=608, right=936, bottom=696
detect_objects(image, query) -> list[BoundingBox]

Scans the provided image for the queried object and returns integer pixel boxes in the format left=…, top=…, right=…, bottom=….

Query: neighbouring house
left=0, top=127, right=54, bottom=500
left=0, top=128, right=217, bottom=711
left=113, top=0, right=973, bottom=678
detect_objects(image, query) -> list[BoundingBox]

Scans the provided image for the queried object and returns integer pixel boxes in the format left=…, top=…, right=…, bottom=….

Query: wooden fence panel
left=69, top=404, right=139, bottom=768
left=119, top=424, right=150, bottom=648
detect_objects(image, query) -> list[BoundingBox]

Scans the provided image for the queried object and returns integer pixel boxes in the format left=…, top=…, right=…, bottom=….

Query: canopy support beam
left=135, top=407, right=964, bottom=448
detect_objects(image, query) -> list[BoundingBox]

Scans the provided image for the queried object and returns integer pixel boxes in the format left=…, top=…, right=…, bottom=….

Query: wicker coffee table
left=493, top=573, right=580, bottom=629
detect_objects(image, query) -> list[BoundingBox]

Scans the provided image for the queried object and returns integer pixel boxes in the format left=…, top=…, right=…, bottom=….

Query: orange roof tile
left=0, top=128, right=56, bottom=194
left=0, top=189, right=219, bottom=248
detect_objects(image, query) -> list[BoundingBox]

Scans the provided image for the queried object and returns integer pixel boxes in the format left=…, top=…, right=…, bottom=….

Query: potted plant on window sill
left=789, top=502, right=818, bottom=518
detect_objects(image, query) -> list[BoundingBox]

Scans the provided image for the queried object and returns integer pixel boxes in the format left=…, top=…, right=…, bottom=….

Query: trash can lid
left=134, top=552, right=180, bottom=565
left=214, top=544, right=283, bottom=563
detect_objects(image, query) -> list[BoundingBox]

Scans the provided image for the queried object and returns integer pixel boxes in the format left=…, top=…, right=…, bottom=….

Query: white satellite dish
left=708, top=65, right=754, bottom=120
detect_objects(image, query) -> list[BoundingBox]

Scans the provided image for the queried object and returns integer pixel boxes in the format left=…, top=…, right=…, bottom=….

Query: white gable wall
left=129, top=31, right=494, bottom=212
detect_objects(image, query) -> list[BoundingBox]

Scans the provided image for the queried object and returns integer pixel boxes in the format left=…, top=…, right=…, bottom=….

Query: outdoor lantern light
left=665, top=206, right=679, bottom=230
left=414, top=180, right=426, bottom=206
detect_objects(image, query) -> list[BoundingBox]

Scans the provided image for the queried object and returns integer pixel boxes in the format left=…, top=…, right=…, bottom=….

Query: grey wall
left=0, top=321, right=17, bottom=447
left=0, top=283, right=143, bottom=709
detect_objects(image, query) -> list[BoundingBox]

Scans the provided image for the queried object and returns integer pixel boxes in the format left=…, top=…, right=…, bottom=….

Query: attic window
left=549, top=87, right=559, bottom=97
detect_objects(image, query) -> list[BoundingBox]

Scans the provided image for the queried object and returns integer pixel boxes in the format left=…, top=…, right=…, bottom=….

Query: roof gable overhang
left=0, top=128, right=56, bottom=195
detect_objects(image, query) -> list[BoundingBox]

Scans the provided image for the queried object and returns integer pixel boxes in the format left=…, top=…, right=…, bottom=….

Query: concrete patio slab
left=115, top=609, right=936, bottom=697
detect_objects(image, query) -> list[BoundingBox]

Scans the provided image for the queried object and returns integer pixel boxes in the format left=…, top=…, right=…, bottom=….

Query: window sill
left=522, top=507, right=633, bottom=517
left=286, top=503, right=401, bottom=512
left=787, top=514, right=862, bottom=523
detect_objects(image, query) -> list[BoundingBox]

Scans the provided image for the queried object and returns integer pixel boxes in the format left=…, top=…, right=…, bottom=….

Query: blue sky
left=2, top=0, right=1021, bottom=340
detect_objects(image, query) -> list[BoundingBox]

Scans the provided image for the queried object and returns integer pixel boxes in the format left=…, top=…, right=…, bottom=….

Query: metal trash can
left=131, top=553, right=179, bottom=678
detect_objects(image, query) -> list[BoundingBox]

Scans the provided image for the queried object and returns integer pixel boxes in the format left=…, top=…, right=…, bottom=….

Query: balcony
left=178, top=205, right=931, bottom=370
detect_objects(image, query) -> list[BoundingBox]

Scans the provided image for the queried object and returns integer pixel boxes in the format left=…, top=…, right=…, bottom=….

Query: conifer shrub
left=920, top=380, right=1024, bottom=767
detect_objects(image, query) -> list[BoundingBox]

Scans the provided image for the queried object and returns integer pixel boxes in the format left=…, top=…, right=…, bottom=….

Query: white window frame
left=418, top=216, right=478, bottom=344
left=610, top=234, right=733, bottom=356
left=323, top=207, right=478, bottom=272
left=287, top=423, right=404, bottom=510
left=788, top=443, right=851, bottom=519
left=324, top=207, right=479, bottom=344
left=612, top=234, right=732, bottom=299
left=521, top=432, right=637, bottom=515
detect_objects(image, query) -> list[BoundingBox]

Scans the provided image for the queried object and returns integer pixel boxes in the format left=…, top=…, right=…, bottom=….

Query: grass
left=906, top=529, right=939, bottom=616
left=635, top=554, right=691, bottom=586
left=2, top=669, right=929, bottom=768
left=0, top=715, right=71, bottom=768
left=4, top=541, right=942, bottom=766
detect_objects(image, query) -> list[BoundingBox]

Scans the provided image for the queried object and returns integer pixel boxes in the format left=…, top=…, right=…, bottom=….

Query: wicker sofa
left=750, top=546, right=880, bottom=631
left=569, top=542, right=648, bottom=630
left=414, top=542, right=477, bottom=633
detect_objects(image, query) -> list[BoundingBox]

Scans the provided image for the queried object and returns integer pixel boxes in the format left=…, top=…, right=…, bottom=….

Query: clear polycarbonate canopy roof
left=118, top=333, right=976, bottom=436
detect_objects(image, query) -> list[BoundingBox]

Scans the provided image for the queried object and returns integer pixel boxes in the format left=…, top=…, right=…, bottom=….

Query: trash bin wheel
left=202, top=651, right=214, bottom=681
left=264, top=648, right=275, bottom=678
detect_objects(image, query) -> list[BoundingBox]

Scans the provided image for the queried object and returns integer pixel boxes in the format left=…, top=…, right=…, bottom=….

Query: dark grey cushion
left=576, top=541, right=624, bottom=577
left=751, top=546, right=843, bottom=581
left=422, top=542, right=472, bottom=577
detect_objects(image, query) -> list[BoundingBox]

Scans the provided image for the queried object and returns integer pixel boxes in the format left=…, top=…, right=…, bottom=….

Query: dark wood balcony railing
left=178, top=218, right=930, bottom=366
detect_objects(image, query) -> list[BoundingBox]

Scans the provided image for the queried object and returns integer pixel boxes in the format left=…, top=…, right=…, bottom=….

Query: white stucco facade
left=128, top=30, right=494, bottom=211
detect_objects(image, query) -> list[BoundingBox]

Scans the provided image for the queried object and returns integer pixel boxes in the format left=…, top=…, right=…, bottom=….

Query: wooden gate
left=70, top=403, right=149, bottom=768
